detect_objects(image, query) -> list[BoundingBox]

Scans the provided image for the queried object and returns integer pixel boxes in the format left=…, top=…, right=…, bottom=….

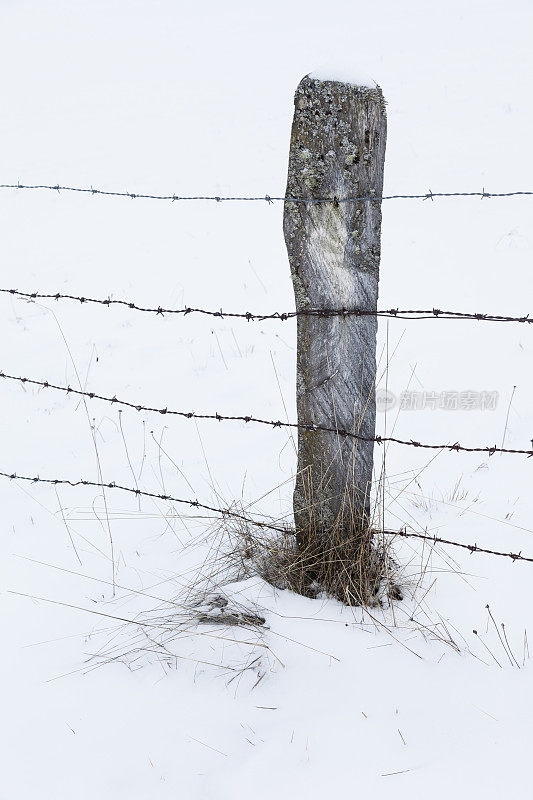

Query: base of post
left=292, top=523, right=387, bottom=605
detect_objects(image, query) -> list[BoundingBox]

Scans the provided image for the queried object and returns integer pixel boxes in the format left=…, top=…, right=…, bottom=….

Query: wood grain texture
left=283, top=75, right=387, bottom=544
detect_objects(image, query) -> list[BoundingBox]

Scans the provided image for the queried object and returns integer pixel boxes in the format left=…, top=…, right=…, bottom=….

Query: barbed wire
left=4, top=181, right=531, bottom=573
left=1, top=468, right=531, bottom=564
left=0, top=468, right=282, bottom=533
left=391, top=528, right=532, bottom=564
left=3, top=369, right=532, bottom=457
left=2, top=288, right=531, bottom=325
left=1, top=183, right=533, bottom=203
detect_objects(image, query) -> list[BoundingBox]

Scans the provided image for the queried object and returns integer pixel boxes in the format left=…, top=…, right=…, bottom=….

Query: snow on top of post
left=308, top=69, right=377, bottom=89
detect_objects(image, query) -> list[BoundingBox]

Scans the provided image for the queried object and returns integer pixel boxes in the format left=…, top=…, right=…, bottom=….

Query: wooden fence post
left=283, top=75, right=386, bottom=562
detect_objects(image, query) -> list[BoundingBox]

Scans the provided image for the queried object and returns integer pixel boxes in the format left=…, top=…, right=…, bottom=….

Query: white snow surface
left=308, top=68, right=377, bottom=87
left=1, top=1, right=533, bottom=798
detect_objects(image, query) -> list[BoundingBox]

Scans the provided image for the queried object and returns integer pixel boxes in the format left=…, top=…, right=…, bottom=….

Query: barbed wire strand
left=2, top=288, right=530, bottom=325
left=1, top=469, right=530, bottom=564
left=3, top=369, right=532, bottom=457
left=3, top=182, right=531, bottom=569
left=1, top=183, right=533, bottom=203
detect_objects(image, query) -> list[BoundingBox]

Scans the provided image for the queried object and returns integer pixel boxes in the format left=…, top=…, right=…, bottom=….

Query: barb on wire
left=2, top=288, right=531, bottom=325
left=1, top=182, right=533, bottom=203
left=2, top=369, right=532, bottom=458
left=391, top=528, right=532, bottom=564
left=1, top=468, right=531, bottom=565
left=0, top=468, right=284, bottom=533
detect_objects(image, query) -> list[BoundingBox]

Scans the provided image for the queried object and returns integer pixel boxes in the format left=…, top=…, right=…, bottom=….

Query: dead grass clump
left=222, top=516, right=402, bottom=608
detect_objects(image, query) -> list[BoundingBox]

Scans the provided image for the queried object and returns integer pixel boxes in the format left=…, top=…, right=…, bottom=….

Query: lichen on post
left=283, top=74, right=387, bottom=565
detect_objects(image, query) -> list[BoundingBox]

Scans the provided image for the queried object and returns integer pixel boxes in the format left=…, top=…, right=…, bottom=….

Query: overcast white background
left=1, top=2, right=532, bottom=798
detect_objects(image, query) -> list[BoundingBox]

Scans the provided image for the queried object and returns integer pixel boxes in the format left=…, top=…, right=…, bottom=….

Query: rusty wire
left=1, top=182, right=533, bottom=203
left=0, top=469, right=280, bottom=533
left=2, top=288, right=531, bottom=325
left=391, top=528, right=532, bottom=564
left=2, top=369, right=532, bottom=457
left=1, top=468, right=531, bottom=565
left=3, top=182, right=532, bottom=570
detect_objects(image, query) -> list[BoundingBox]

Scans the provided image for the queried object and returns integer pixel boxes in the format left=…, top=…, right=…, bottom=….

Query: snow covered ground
left=1, top=1, right=532, bottom=797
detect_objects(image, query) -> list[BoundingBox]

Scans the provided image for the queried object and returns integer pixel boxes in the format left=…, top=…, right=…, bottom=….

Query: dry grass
left=214, top=503, right=403, bottom=609
left=409, top=476, right=479, bottom=512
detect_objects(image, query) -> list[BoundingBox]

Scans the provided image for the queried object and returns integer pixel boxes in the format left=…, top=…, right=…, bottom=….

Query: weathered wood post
left=283, top=75, right=386, bottom=574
